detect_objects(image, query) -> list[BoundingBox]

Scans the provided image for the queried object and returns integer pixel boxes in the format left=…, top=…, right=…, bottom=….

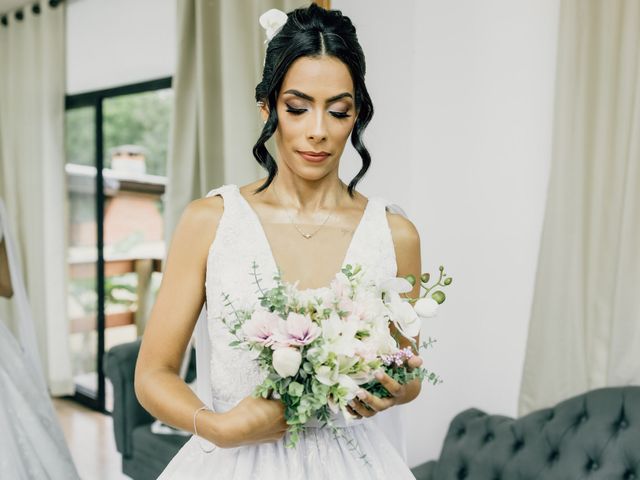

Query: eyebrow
left=283, top=89, right=353, bottom=103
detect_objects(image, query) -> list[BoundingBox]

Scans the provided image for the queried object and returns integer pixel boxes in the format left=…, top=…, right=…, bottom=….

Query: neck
left=270, top=175, right=347, bottom=213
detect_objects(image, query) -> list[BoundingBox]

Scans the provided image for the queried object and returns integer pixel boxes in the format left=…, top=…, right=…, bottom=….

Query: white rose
left=259, top=8, right=288, bottom=43
left=272, top=347, right=302, bottom=378
left=414, top=297, right=439, bottom=318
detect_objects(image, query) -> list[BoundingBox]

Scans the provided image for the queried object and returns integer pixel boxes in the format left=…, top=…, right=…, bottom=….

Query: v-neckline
left=232, top=184, right=373, bottom=292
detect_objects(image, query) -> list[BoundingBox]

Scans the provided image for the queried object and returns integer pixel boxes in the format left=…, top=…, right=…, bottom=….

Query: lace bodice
left=203, top=184, right=399, bottom=409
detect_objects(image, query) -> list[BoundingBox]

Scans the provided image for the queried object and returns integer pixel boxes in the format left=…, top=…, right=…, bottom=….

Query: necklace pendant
left=303, top=233, right=312, bottom=239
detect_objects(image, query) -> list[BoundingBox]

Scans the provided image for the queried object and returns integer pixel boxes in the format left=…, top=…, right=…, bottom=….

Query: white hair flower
left=259, top=8, right=288, bottom=45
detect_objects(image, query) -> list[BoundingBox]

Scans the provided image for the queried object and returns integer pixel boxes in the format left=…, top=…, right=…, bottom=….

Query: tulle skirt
left=0, top=320, right=80, bottom=480
left=157, top=418, right=416, bottom=480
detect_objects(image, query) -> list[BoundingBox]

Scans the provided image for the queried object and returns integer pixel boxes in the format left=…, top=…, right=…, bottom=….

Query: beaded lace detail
left=204, top=184, right=399, bottom=407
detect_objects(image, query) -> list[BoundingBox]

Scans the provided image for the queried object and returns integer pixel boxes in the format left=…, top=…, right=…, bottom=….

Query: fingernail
left=356, top=390, right=367, bottom=400
left=374, top=371, right=384, bottom=380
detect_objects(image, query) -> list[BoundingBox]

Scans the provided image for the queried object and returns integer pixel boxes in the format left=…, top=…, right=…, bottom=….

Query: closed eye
left=285, top=106, right=307, bottom=115
left=285, top=104, right=351, bottom=119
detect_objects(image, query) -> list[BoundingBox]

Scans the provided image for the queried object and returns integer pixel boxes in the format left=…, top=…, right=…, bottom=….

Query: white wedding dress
left=0, top=199, right=80, bottom=479
left=158, top=184, right=416, bottom=479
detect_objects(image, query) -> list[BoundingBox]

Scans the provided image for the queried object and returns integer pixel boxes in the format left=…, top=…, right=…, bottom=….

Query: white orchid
left=386, top=290, right=422, bottom=339
left=414, top=297, right=439, bottom=318
left=379, top=276, right=413, bottom=298
left=259, top=8, right=288, bottom=44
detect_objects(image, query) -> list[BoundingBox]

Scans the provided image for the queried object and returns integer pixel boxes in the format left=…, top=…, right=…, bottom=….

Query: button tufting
left=483, top=433, right=495, bottom=443
left=547, top=410, right=555, bottom=421
left=457, top=428, right=466, bottom=438
left=619, top=419, right=629, bottom=429
left=586, top=459, right=599, bottom=471
left=457, top=466, right=468, bottom=479
left=512, top=440, right=524, bottom=452
left=548, top=450, right=559, bottom=462
left=624, top=471, right=636, bottom=480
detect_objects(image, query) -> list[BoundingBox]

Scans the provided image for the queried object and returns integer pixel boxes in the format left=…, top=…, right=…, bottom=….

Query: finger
left=346, top=405, right=362, bottom=419
left=349, top=398, right=376, bottom=418
left=356, top=390, right=396, bottom=412
left=407, top=355, right=423, bottom=370
left=373, top=372, right=403, bottom=397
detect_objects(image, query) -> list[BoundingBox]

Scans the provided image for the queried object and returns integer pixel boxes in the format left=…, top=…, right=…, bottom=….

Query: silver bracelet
left=193, top=405, right=217, bottom=453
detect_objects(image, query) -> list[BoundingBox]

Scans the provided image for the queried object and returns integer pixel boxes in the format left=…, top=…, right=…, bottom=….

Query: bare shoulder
left=385, top=207, right=422, bottom=299
left=385, top=208, right=421, bottom=252
left=167, top=195, right=226, bottom=263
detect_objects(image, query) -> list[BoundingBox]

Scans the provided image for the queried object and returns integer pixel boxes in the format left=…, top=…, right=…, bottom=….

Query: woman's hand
left=211, top=395, right=288, bottom=448
left=346, top=355, right=423, bottom=419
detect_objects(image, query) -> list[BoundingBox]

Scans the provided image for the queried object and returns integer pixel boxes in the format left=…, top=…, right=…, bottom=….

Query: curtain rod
left=1, top=0, right=62, bottom=26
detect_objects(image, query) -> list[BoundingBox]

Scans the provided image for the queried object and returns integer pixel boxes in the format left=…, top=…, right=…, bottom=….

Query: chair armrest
left=411, top=460, right=437, bottom=480
left=104, top=338, right=153, bottom=458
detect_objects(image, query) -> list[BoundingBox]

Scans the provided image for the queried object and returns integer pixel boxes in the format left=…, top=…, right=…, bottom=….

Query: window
left=65, top=78, right=173, bottom=412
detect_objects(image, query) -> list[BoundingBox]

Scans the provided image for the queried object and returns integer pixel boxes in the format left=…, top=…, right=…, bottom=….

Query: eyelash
left=285, top=105, right=351, bottom=119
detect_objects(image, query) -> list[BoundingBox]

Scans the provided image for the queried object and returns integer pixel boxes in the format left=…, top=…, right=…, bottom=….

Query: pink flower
left=241, top=309, right=281, bottom=347
left=274, top=312, right=321, bottom=347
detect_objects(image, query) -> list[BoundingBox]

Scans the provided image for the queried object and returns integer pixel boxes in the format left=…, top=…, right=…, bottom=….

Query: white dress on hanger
left=158, top=184, right=415, bottom=480
left=0, top=199, right=80, bottom=479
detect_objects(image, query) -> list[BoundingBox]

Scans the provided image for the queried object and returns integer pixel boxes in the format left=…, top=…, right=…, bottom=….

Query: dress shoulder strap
left=205, top=183, right=237, bottom=200
left=379, top=197, right=410, bottom=220
left=204, top=183, right=245, bottom=218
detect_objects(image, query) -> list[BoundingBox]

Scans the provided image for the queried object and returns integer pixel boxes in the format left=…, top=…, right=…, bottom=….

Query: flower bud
left=431, top=290, right=446, bottom=304
left=420, top=273, right=430, bottom=283
left=444, top=277, right=453, bottom=285
left=272, top=347, right=302, bottom=378
left=405, top=274, right=416, bottom=286
left=439, top=265, right=444, bottom=272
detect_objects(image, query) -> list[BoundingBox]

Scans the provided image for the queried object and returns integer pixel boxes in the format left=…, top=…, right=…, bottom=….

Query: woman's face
left=261, top=55, right=357, bottom=181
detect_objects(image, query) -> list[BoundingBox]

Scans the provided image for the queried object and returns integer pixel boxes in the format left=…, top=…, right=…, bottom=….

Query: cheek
left=275, top=113, right=304, bottom=143
left=330, top=119, right=356, bottom=141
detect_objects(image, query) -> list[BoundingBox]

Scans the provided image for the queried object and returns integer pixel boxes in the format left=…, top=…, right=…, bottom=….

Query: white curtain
left=0, top=3, right=74, bottom=395
left=519, top=0, right=640, bottom=415
left=165, top=0, right=308, bottom=240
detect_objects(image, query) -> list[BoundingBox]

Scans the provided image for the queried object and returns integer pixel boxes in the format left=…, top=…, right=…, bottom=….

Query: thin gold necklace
left=272, top=183, right=336, bottom=239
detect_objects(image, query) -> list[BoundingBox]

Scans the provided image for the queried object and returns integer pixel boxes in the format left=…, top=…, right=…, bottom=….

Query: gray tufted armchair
left=412, top=386, right=640, bottom=480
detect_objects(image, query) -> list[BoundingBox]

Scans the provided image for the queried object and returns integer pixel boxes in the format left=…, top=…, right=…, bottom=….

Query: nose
left=307, top=109, right=328, bottom=143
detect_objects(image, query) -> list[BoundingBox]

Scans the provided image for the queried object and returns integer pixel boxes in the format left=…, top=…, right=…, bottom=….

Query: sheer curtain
left=165, top=0, right=308, bottom=241
left=0, top=2, right=74, bottom=395
left=519, top=0, right=640, bottom=415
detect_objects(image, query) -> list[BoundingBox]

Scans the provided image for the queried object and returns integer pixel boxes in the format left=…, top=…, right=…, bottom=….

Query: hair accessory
left=193, top=405, right=217, bottom=453
left=259, top=8, right=288, bottom=45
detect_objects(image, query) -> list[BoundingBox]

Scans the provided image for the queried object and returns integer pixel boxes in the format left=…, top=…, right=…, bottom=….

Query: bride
left=135, top=4, right=424, bottom=479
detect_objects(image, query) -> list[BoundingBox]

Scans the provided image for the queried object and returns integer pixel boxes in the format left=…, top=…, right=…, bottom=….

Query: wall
left=65, top=0, right=560, bottom=468
left=334, top=0, right=560, bottom=466
left=66, top=0, right=176, bottom=94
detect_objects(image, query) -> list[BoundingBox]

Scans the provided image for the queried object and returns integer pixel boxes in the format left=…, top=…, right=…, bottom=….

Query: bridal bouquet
left=219, top=261, right=452, bottom=457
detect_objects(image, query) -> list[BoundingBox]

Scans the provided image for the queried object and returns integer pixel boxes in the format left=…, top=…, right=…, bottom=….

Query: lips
left=297, top=150, right=330, bottom=162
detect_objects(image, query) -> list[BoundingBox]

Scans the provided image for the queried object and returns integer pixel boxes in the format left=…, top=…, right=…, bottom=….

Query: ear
left=259, top=101, right=269, bottom=124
